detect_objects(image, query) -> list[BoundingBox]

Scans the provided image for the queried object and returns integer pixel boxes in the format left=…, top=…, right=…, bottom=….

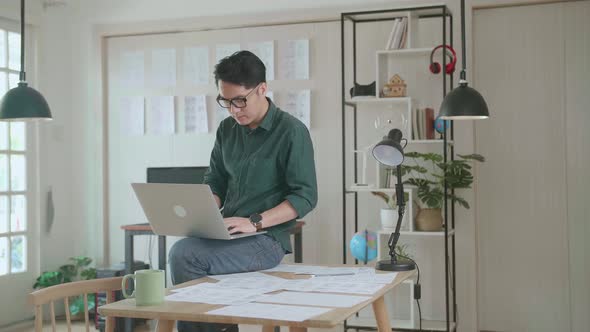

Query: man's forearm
left=259, top=201, right=298, bottom=228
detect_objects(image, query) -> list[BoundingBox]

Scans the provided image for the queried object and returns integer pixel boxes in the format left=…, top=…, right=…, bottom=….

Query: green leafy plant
left=400, top=152, right=485, bottom=209
left=371, top=191, right=410, bottom=209
left=33, top=256, right=97, bottom=316
left=395, top=244, right=413, bottom=259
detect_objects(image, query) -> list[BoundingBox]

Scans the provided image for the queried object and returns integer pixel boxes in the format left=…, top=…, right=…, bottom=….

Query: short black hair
left=214, top=50, right=266, bottom=89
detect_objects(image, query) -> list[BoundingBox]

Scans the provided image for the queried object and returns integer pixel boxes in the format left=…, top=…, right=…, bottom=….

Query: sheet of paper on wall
left=148, top=96, right=175, bottom=135
left=151, top=48, right=176, bottom=87
left=281, top=39, right=309, bottom=80
left=216, top=43, right=240, bottom=63
left=248, top=41, right=275, bottom=80
left=184, top=47, right=209, bottom=84
left=119, top=96, right=145, bottom=136
left=184, top=96, right=208, bottom=134
left=266, top=91, right=273, bottom=101
left=282, top=90, right=311, bottom=129
left=120, top=51, right=145, bottom=87
left=207, top=303, right=331, bottom=322
left=215, top=105, right=229, bottom=128
left=256, top=291, right=370, bottom=308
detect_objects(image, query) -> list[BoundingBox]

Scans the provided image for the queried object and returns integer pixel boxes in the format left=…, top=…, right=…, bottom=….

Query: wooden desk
left=98, top=265, right=415, bottom=332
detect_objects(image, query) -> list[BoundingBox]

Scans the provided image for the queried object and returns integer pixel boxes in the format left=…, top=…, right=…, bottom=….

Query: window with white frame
left=0, top=27, right=28, bottom=276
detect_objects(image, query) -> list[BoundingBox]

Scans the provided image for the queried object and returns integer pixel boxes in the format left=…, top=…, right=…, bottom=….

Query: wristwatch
left=249, top=213, right=263, bottom=232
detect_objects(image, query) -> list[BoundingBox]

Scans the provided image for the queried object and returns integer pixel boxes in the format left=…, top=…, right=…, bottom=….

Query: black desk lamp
left=372, top=128, right=415, bottom=271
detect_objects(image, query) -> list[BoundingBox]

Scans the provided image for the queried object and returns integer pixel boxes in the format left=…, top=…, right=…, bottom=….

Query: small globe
left=434, top=116, right=451, bottom=134
left=350, top=230, right=378, bottom=262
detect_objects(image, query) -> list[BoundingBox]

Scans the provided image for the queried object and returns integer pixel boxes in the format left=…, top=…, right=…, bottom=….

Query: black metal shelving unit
left=341, top=5, right=456, bottom=332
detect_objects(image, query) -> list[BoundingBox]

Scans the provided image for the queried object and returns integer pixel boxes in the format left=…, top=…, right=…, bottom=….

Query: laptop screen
left=146, top=166, right=208, bottom=184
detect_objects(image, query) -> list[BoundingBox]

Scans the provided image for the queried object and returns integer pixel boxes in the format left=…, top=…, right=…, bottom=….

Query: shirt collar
left=258, top=97, right=277, bottom=131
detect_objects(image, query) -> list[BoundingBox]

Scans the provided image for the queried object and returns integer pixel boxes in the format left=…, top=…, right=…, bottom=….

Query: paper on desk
left=172, top=279, right=287, bottom=295
left=322, top=272, right=398, bottom=284
left=208, top=271, right=283, bottom=281
left=256, top=291, right=370, bottom=308
left=166, top=282, right=264, bottom=305
left=264, top=264, right=364, bottom=276
left=207, top=303, right=331, bottom=322
left=282, top=279, right=385, bottom=295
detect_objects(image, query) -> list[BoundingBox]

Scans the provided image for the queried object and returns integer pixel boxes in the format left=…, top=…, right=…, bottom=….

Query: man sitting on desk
left=169, top=50, right=318, bottom=332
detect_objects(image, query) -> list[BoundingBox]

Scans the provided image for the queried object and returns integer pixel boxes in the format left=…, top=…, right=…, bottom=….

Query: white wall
left=0, top=0, right=507, bottom=330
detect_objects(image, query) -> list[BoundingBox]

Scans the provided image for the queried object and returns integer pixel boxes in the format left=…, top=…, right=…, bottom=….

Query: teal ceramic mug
left=121, top=269, right=165, bottom=306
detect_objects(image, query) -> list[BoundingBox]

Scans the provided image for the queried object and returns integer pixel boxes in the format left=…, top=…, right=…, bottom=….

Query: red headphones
left=429, top=45, right=457, bottom=74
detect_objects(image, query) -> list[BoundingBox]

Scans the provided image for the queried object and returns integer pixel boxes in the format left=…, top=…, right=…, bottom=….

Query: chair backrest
left=29, top=277, right=123, bottom=332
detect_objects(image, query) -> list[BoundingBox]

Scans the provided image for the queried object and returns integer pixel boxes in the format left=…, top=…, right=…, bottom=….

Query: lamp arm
left=20, top=0, right=26, bottom=82
left=387, top=164, right=405, bottom=262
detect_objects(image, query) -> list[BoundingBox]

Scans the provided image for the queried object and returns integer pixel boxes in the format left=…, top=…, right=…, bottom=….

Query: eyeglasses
left=216, top=84, right=261, bottom=109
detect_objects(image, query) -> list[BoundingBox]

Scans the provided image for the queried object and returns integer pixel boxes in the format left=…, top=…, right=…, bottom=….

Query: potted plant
left=401, top=152, right=485, bottom=231
left=371, top=190, right=410, bottom=230
left=33, top=256, right=97, bottom=319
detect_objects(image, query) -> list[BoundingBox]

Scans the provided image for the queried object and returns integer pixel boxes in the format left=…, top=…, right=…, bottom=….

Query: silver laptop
left=131, top=183, right=265, bottom=240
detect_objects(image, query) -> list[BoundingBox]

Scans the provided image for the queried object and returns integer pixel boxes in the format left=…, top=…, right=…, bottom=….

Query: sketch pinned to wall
left=248, top=41, right=275, bottom=80
left=121, top=51, right=145, bottom=87
left=184, top=47, right=209, bottom=84
left=120, top=96, right=144, bottom=136
left=282, top=90, right=311, bottom=129
left=216, top=44, right=240, bottom=63
left=215, top=105, right=229, bottom=129
left=185, top=96, right=208, bottom=134
left=151, top=48, right=177, bottom=87
left=281, top=39, right=309, bottom=80
left=148, top=96, right=175, bottom=135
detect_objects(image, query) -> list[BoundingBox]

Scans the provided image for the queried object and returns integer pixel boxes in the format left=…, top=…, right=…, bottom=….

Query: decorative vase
left=415, top=208, right=443, bottom=231
left=380, top=208, right=397, bottom=230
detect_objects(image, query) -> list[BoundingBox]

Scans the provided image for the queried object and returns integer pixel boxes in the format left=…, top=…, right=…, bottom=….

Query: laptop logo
left=173, top=205, right=187, bottom=218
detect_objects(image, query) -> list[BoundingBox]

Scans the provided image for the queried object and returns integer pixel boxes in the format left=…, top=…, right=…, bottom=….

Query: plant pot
left=415, top=208, right=443, bottom=231
left=380, top=208, right=397, bottom=230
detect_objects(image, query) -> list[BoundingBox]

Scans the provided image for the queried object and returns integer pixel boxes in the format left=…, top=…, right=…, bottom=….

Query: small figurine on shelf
left=381, top=74, right=407, bottom=98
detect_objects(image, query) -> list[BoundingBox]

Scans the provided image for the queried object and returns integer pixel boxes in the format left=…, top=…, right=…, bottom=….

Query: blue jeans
left=169, top=234, right=285, bottom=332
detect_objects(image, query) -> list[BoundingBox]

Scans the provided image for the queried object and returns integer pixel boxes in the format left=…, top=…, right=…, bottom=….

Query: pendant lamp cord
left=20, top=0, right=26, bottom=82
left=460, top=0, right=466, bottom=82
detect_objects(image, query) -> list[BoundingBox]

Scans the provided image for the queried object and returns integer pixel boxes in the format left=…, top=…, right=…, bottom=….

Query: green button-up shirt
left=204, top=99, right=318, bottom=253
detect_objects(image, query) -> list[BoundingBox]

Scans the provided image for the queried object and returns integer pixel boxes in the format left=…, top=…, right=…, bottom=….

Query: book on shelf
left=385, top=17, right=408, bottom=50
left=412, top=107, right=436, bottom=140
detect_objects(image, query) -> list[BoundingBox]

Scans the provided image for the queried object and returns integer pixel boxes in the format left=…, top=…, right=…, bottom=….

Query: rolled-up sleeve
left=284, top=125, right=318, bottom=218
left=204, top=125, right=228, bottom=204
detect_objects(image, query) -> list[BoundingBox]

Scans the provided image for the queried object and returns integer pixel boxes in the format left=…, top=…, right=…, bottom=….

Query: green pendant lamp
left=0, top=0, right=52, bottom=121
left=439, top=0, right=489, bottom=120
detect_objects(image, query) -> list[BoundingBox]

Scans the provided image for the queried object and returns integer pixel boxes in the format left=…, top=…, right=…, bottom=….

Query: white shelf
left=346, top=316, right=456, bottom=331
left=345, top=96, right=411, bottom=106
left=378, top=229, right=456, bottom=237
left=376, top=47, right=434, bottom=56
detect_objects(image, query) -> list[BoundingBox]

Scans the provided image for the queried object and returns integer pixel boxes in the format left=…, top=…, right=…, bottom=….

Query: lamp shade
left=0, top=82, right=52, bottom=121
left=439, top=83, right=489, bottom=120
left=372, top=129, right=404, bottom=166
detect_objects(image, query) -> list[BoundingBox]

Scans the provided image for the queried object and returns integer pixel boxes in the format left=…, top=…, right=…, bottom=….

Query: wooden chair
left=29, top=277, right=123, bottom=332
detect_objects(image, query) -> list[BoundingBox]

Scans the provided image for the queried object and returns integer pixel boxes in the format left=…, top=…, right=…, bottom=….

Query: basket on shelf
left=381, top=74, right=407, bottom=97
